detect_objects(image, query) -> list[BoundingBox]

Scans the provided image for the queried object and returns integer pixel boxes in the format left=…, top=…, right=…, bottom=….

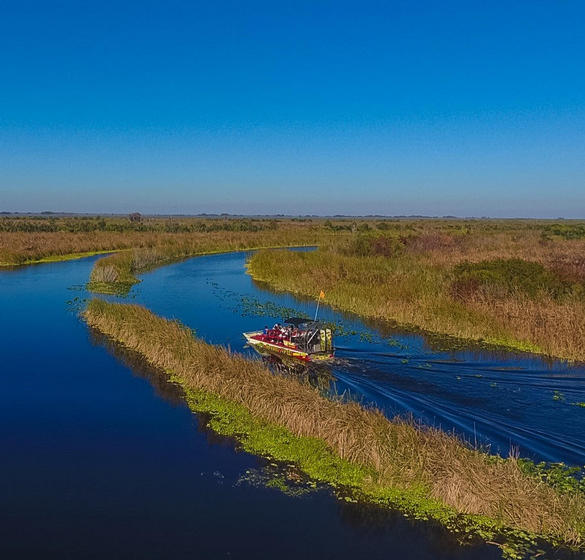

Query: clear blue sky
left=1, top=0, right=584, bottom=217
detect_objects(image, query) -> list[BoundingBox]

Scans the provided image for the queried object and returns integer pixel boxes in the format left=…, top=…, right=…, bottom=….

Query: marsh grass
left=76, top=217, right=351, bottom=294
left=247, top=234, right=585, bottom=361
left=84, top=300, right=585, bottom=556
left=452, top=259, right=583, bottom=301
left=85, top=228, right=335, bottom=294
left=89, top=247, right=273, bottom=294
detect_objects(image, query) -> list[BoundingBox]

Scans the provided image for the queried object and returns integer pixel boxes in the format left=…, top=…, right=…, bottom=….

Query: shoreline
left=248, top=266, right=549, bottom=359
left=0, top=249, right=125, bottom=267
left=1, top=243, right=575, bottom=364
left=86, top=243, right=317, bottom=295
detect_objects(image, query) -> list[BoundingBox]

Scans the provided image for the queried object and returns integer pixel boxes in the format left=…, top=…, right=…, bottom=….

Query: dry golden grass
left=84, top=300, right=585, bottom=546
left=0, top=231, right=136, bottom=264
left=0, top=217, right=326, bottom=265
left=464, top=293, right=585, bottom=359
left=5, top=216, right=585, bottom=360
left=86, top=226, right=337, bottom=291
left=411, top=228, right=585, bottom=272
left=248, top=223, right=585, bottom=361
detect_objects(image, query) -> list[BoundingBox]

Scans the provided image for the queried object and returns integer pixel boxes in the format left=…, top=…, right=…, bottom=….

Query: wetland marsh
left=1, top=254, right=502, bottom=560
left=3, top=220, right=585, bottom=559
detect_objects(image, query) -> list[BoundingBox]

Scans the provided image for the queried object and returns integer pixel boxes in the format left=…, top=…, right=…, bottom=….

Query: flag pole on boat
left=314, top=290, right=325, bottom=321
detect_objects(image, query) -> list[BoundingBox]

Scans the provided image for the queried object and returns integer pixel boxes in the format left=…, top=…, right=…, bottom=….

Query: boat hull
left=243, top=331, right=333, bottom=363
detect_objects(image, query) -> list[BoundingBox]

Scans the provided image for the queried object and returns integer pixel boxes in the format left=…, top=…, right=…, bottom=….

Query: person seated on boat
left=263, top=325, right=269, bottom=336
left=276, top=324, right=289, bottom=342
left=266, top=324, right=278, bottom=341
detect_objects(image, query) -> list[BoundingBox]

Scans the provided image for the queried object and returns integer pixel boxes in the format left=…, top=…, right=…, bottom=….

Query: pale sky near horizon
left=1, top=1, right=584, bottom=217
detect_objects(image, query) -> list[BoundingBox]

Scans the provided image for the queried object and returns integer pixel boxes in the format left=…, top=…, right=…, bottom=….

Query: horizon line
left=1, top=211, right=583, bottom=221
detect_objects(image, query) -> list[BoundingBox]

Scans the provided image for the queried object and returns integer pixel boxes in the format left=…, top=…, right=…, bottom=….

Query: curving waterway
left=1, top=250, right=584, bottom=559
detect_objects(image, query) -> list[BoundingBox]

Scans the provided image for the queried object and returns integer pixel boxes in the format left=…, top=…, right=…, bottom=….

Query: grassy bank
left=83, top=300, right=585, bottom=558
left=247, top=225, right=585, bottom=361
left=87, top=237, right=324, bottom=295
left=0, top=215, right=337, bottom=290
left=0, top=249, right=122, bottom=267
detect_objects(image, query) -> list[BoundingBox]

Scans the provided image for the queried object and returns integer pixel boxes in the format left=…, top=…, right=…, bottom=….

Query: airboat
left=243, top=317, right=334, bottom=363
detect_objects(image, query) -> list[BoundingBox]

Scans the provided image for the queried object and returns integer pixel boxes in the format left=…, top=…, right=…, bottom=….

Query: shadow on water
left=86, top=325, right=584, bottom=560
left=251, top=347, right=336, bottom=392
left=87, top=327, right=186, bottom=407
left=88, top=327, right=249, bottom=452
left=87, top=327, right=508, bottom=560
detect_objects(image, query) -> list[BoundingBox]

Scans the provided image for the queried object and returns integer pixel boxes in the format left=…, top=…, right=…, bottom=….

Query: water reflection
left=250, top=347, right=335, bottom=392
left=88, top=327, right=186, bottom=408
left=87, top=323, right=505, bottom=560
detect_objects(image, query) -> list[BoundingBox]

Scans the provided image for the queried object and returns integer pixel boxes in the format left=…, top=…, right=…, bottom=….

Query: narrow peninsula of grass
left=83, top=300, right=585, bottom=558
left=87, top=242, right=319, bottom=295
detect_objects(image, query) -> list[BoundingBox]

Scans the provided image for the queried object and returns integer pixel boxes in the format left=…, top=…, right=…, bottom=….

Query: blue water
left=0, top=251, right=583, bottom=559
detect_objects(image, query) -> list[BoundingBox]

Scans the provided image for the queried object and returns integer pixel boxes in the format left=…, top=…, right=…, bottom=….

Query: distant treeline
left=0, top=216, right=280, bottom=233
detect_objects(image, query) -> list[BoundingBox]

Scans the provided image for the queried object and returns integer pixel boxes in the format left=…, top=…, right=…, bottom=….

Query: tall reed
left=85, top=226, right=337, bottom=293
left=247, top=245, right=585, bottom=361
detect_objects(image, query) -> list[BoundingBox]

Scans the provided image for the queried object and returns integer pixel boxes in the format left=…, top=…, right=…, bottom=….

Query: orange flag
left=319, top=290, right=325, bottom=299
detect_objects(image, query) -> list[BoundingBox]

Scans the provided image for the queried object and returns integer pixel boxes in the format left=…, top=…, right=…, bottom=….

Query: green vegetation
left=452, top=259, right=582, bottom=300
left=517, top=460, right=585, bottom=496
left=88, top=251, right=140, bottom=294
left=83, top=300, right=585, bottom=558
left=542, top=223, right=585, bottom=241
left=0, top=214, right=279, bottom=234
